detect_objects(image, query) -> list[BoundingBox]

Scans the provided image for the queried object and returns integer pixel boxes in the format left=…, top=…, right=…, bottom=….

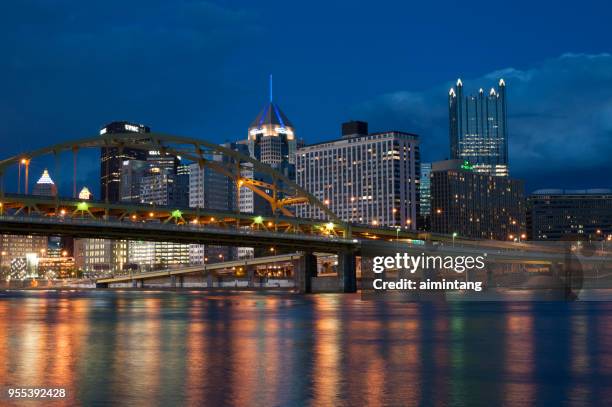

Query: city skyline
left=2, top=1, right=612, bottom=193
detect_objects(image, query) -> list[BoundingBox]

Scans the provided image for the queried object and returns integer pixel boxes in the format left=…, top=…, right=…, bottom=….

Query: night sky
left=2, top=0, right=612, bottom=193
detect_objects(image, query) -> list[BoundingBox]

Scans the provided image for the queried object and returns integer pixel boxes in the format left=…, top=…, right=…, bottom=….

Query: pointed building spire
left=456, top=78, right=463, bottom=87
left=499, top=78, right=506, bottom=87
left=449, top=88, right=456, bottom=97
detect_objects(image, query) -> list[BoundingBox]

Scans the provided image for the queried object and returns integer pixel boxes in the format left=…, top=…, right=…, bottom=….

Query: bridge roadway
left=0, top=214, right=356, bottom=252
left=97, top=253, right=303, bottom=285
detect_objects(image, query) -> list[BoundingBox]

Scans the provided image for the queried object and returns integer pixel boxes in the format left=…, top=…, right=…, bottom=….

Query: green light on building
left=460, top=160, right=474, bottom=171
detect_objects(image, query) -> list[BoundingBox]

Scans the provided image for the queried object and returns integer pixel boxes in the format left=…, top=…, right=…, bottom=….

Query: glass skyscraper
left=449, top=78, right=508, bottom=177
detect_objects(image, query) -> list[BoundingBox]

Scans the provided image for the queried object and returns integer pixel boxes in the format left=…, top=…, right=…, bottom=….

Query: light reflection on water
left=0, top=291, right=611, bottom=406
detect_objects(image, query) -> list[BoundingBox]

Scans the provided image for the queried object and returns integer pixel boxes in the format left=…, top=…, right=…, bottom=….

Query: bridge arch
left=0, top=132, right=342, bottom=224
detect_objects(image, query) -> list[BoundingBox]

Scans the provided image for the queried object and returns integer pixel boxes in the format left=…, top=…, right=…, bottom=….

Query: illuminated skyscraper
left=449, top=78, right=508, bottom=177
left=241, top=76, right=303, bottom=216
left=100, top=121, right=150, bottom=202
left=32, top=169, right=57, bottom=197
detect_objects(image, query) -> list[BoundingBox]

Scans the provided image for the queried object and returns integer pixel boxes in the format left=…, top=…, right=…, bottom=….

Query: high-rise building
left=140, top=170, right=188, bottom=207
left=449, top=78, right=508, bottom=177
left=296, top=123, right=420, bottom=228
left=418, top=163, right=432, bottom=230
left=241, top=80, right=304, bottom=216
left=527, top=189, right=612, bottom=240
left=32, top=169, right=57, bottom=197
left=120, top=157, right=190, bottom=268
left=188, top=157, right=236, bottom=264
left=100, top=121, right=150, bottom=203
left=430, top=159, right=524, bottom=240
left=119, top=160, right=148, bottom=203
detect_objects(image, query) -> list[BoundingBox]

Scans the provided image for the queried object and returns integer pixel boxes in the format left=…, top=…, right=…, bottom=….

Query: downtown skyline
left=2, top=1, right=612, bottom=192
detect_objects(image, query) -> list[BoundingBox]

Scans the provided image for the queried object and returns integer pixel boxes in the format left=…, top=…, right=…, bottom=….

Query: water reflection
left=0, top=291, right=611, bottom=406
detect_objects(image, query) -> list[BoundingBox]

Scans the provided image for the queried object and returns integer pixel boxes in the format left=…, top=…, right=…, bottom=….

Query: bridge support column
left=96, top=282, right=108, bottom=288
left=297, top=252, right=317, bottom=293
left=170, top=275, right=177, bottom=288
left=179, top=275, right=184, bottom=288
left=338, top=250, right=357, bottom=293
left=247, top=267, right=255, bottom=288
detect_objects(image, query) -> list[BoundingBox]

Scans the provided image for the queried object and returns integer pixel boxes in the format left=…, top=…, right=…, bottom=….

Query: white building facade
left=296, top=131, right=420, bottom=229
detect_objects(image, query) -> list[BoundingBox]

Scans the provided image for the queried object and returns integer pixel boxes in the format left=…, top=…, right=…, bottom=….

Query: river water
left=0, top=290, right=611, bottom=406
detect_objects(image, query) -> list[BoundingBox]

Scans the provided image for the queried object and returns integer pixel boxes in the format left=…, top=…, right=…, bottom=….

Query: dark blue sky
left=2, top=0, right=612, bottom=193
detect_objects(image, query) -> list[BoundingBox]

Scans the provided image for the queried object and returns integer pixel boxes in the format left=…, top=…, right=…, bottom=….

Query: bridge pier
left=131, top=279, right=144, bottom=288
left=338, top=250, right=357, bottom=293
left=297, top=252, right=317, bottom=293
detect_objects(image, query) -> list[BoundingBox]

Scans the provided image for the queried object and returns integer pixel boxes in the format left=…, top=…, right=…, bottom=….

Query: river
left=0, top=290, right=611, bottom=406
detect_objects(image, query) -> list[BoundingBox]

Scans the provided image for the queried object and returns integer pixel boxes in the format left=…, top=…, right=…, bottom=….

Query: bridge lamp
left=521, top=233, right=527, bottom=240
left=436, top=209, right=442, bottom=215
left=254, top=216, right=263, bottom=224
left=60, top=209, right=66, bottom=216
left=270, top=247, right=275, bottom=253
left=77, top=202, right=88, bottom=212
left=508, top=234, right=514, bottom=240
left=325, top=222, right=334, bottom=231
left=171, top=209, right=182, bottom=218
left=267, top=221, right=274, bottom=227
left=149, top=212, right=154, bottom=218
left=131, top=214, right=137, bottom=220
left=210, top=217, right=215, bottom=222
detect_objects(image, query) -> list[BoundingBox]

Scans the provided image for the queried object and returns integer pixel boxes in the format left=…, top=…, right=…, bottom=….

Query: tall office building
left=296, top=123, right=420, bottom=228
left=430, top=159, right=524, bottom=240
left=449, top=78, right=508, bottom=177
left=527, top=189, right=612, bottom=240
left=418, top=163, right=432, bottom=230
left=188, top=159, right=236, bottom=264
left=100, top=121, right=150, bottom=202
left=32, top=169, right=57, bottom=197
left=241, top=80, right=304, bottom=216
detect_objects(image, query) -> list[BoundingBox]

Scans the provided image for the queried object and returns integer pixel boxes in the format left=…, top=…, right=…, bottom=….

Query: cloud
left=354, top=53, right=612, bottom=190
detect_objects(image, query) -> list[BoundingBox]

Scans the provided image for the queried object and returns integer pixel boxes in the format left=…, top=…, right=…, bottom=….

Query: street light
left=452, top=232, right=458, bottom=247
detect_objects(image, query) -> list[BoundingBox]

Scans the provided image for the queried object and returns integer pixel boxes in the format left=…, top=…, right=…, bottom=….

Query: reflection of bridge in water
left=1, top=133, right=610, bottom=293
